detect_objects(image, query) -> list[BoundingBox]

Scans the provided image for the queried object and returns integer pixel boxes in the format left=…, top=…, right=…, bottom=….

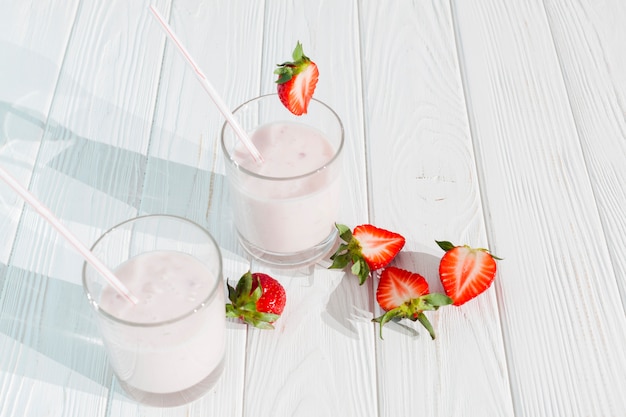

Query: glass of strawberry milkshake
left=221, top=93, right=344, bottom=267
left=82, top=215, right=225, bottom=407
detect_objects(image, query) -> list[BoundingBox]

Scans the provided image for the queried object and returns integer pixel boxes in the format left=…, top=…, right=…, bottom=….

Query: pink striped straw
left=0, top=166, right=139, bottom=304
left=149, top=5, right=263, bottom=163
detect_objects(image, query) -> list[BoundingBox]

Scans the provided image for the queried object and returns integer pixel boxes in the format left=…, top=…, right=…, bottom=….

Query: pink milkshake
left=222, top=94, right=344, bottom=267
left=99, top=251, right=225, bottom=399
left=83, top=215, right=225, bottom=407
left=231, top=121, right=341, bottom=253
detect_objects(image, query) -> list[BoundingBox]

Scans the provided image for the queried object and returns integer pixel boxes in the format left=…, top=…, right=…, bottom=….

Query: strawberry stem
left=416, top=313, right=436, bottom=340
left=274, top=41, right=311, bottom=84
left=372, top=309, right=401, bottom=340
left=372, top=293, right=453, bottom=340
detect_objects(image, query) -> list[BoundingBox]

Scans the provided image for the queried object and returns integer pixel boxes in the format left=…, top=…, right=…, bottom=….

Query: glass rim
left=220, top=93, right=345, bottom=181
left=81, top=214, right=223, bottom=328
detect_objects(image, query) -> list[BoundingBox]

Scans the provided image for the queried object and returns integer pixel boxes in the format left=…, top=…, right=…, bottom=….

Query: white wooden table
left=2, top=1, right=626, bottom=416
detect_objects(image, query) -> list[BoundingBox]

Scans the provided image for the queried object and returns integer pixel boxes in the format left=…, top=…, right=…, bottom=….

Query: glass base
left=237, top=229, right=338, bottom=269
left=116, top=357, right=225, bottom=407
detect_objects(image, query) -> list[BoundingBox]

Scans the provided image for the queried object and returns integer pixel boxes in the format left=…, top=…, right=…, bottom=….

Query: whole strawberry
left=275, top=42, right=319, bottom=115
left=225, top=272, right=286, bottom=329
left=373, top=267, right=452, bottom=339
left=436, top=241, right=501, bottom=306
left=329, top=223, right=406, bottom=285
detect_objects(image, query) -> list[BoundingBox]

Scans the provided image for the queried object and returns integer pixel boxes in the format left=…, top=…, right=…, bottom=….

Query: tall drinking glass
left=82, top=215, right=225, bottom=407
left=221, top=93, right=344, bottom=268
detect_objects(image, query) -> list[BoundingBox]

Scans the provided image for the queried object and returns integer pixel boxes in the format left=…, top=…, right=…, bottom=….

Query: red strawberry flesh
left=438, top=243, right=497, bottom=306
left=329, top=223, right=406, bottom=285
left=376, top=267, right=429, bottom=311
left=353, top=225, right=406, bottom=271
left=277, top=64, right=318, bottom=115
left=373, top=266, right=452, bottom=339
left=275, top=42, right=319, bottom=115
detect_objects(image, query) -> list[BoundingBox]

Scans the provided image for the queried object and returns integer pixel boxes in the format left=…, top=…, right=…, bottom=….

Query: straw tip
left=126, top=292, right=140, bottom=305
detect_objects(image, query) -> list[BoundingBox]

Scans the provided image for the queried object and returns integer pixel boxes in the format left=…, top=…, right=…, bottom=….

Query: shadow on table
left=0, top=256, right=248, bottom=401
left=1, top=27, right=239, bottom=262
left=0, top=99, right=239, bottom=257
left=1, top=43, right=229, bottom=227
left=0, top=99, right=239, bottom=395
left=322, top=270, right=371, bottom=339
left=323, top=249, right=444, bottom=340
left=0, top=262, right=112, bottom=394
left=0, top=102, right=45, bottom=159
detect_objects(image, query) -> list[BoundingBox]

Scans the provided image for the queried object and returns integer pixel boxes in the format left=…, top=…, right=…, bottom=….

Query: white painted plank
left=0, top=1, right=80, bottom=262
left=3, top=0, right=171, bottom=415
left=239, top=1, right=375, bottom=416
left=0, top=365, right=107, bottom=417
left=0, top=1, right=78, bottom=112
left=360, top=1, right=514, bottom=416
left=0, top=2, right=106, bottom=416
left=0, top=275, right=111, bottom=417
left=543, top=0, right=626, bottom=308
left=243, top=265, right=376, bottom=417
left=10, top=0, right=171, bottom=279
left=452, top=0, right=626, bottom=415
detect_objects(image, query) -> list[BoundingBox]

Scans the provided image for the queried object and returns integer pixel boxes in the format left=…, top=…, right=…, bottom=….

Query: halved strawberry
left=437, top=241, right=501, bottom=306
left=225, top=272, right=286, bottom=329
left=329, top=223, right=406, bottom=285
left=275, top=42, right=319, bottom=115
left=373, top=267, right=452, bottom=339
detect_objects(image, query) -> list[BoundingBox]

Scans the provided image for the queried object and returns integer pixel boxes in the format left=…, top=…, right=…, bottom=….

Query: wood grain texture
left=0, top=269, right=111, bottom=417
left=10, top=0, right=172, bottom=281
left=2, top=0, right=626, bottom=416
left=360, top=1, right=514, bottom=416
left=243, top=266, right=377, bottom=417
left=0, top=2, right=99, bottom=417
left=453, top=0, right=626, bottom=415
left=0, top=1, right=80, bottom=262
left=543, top=0, right=626, bottom=309
left=3, top=0, right=171, bottom=415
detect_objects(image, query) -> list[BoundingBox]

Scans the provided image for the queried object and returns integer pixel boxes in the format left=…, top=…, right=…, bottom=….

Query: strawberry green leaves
left=373, top=293, right=453, bottom=340
left=329, top=224, right=369, bottom=284
left=328, top=223, right=501, bottom=340
left=372, top=267, right=452, bottom=339
left=225, top=271, right=286, bottom=330
left=275, top=42, right=319, bottom=115
left=274, top=41, right=308, bottom=83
